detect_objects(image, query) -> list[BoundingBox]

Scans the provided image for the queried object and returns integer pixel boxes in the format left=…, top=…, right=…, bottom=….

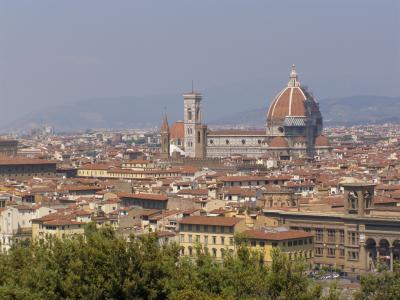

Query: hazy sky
left=1, top=0, right=399, bottom=125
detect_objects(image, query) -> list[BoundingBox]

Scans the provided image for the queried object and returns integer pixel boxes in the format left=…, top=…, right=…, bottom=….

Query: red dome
left=267, top=65, right=320, bottom=124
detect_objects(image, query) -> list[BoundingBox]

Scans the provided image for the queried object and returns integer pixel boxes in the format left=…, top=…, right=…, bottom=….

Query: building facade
left=263, top=182, right=400, bottom=278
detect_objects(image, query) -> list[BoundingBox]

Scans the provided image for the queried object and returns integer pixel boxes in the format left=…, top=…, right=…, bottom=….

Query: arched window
left=212, top=248, right=217, bottom=257
left=348, top=191, right=357, bottom=210
left=226, top=139, right=230, bottom=145
left=197, top=131, right=201, bottom=143
left=241, top=139, right=246, bottom=145
left=187, top=108, right=192, bottom=121
left=196, top=107, right=200, bottom=121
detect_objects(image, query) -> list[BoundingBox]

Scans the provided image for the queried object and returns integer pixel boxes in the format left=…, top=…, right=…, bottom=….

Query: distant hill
left=4, top=95, right=400, bottom=132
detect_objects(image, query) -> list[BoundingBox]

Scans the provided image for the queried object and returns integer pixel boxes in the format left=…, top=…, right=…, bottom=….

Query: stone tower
left=342, top=181, right=375, bottom=217
left=183, top=92, right=207, bottom=158
left=160, top=113, right=170, bottom=159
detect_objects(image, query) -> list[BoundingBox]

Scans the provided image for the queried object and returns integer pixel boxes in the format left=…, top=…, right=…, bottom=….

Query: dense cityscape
left=0, top=66, right=399, bottom=298
left=1, top=1, right=399, bottom=299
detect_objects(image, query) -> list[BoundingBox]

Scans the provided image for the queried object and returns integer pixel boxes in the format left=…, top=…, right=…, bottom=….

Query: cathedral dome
left=266, top=65, right=319, bottom=124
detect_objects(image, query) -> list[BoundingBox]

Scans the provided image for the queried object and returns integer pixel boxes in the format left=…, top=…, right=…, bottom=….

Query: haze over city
left=1, top=0, right=399, bottom=129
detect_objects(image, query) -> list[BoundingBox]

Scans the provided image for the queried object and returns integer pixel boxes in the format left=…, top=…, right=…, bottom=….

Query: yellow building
left=179, top=216, right=247, bottom=260
left=241, top=229, right=314, bottom=264
left=77, top=164, right=110, bottom=178
left=32, top=215, right=84, bottom=240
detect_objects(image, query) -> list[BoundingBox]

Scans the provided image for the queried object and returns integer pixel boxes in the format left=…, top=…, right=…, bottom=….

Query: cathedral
left=160, top=65, right=331, bottom=160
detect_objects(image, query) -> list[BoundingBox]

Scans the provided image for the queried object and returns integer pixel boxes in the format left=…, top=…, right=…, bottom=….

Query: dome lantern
left=288, top=64, right=300, bottom=87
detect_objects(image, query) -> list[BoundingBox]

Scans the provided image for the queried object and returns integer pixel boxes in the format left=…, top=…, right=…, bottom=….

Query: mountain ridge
left=4, top=95, right=400, bottom=132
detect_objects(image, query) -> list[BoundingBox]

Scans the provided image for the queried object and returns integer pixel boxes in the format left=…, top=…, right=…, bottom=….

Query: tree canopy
left=1, top=225, right=396, bottom=299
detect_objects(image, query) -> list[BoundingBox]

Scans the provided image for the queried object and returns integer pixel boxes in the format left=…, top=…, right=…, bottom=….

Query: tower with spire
left=160, top=113, right=170, bottom=159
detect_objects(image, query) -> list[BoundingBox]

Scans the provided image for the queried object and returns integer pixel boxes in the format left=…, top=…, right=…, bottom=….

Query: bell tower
left=160, top=113, right=170, bottom=159
left=342, top=181, right=375, bottom=217
left=183, top=91, right=206, bottom=158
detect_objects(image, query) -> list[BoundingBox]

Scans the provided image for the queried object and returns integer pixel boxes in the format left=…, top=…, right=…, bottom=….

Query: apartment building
left=241, top=229, right=314, bottom=264
left=179, top=216, right=247, bottom=260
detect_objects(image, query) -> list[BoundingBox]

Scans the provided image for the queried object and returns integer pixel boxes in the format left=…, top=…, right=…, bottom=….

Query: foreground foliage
left=0, top=225, right=325, bottom=300
left=355, top=262, right=400, bottom=300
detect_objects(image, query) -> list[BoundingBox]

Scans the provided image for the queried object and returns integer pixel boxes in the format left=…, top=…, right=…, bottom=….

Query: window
left=288, top=241, right=292, bottom=247
left=188, top=235, right=192, bottom=243
left=204, top=235, right=208, bottom=245
left=196, top=225, right=200, bottom=232
left=212, top=248, right=217, bottom=257
left=259, top=241, right=265, bottom=247
left=187, top=108, right=192, bottom=120
left=212, top=226, right=216, bottom=233
left=315, top=247, right=324, bottom=256
left=188, top=247, right=193, bottom=256
left=348, top=232, right=358, bottom=245
left=315, top=229, right=323, bottom=242
left=251, top=240, right=257, bottom=247
left=196, top=235, right=200, bottom=243
left=212, top=236, right=217, bottom=245
left=348, top=250, right=359, bottom=261
left=328, top=229, right=336, bottom=243
left=339, top=230, right=345, bottom=243
left=241, top=139, right=246, bottom=145
left=209, top=139, right=214, bottom=145
left=339, top=248, right=345, bottom=258
left=272, top=242, right=278, bottom=247
left=180, top=234, right=184, bottom=243
left=221, top=237, right=225, bottom=245
left=225, top=139, right=230, bottom=145
left=327, top=248, right=336, bottom=257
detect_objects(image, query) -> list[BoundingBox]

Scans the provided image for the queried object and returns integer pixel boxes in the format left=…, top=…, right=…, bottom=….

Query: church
left=160, top=65, right=331, bottom=160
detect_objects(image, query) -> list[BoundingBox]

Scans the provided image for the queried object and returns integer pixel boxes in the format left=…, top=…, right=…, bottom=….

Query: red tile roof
left=269, top=136, right=289, bottom=148
left=170, top=121, right=184, bottom=139
left=179, top=216, right=243, bottom=226
left=117, top=192, right=168, bottom=201
left=242, top=230, right=313, bottom=241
